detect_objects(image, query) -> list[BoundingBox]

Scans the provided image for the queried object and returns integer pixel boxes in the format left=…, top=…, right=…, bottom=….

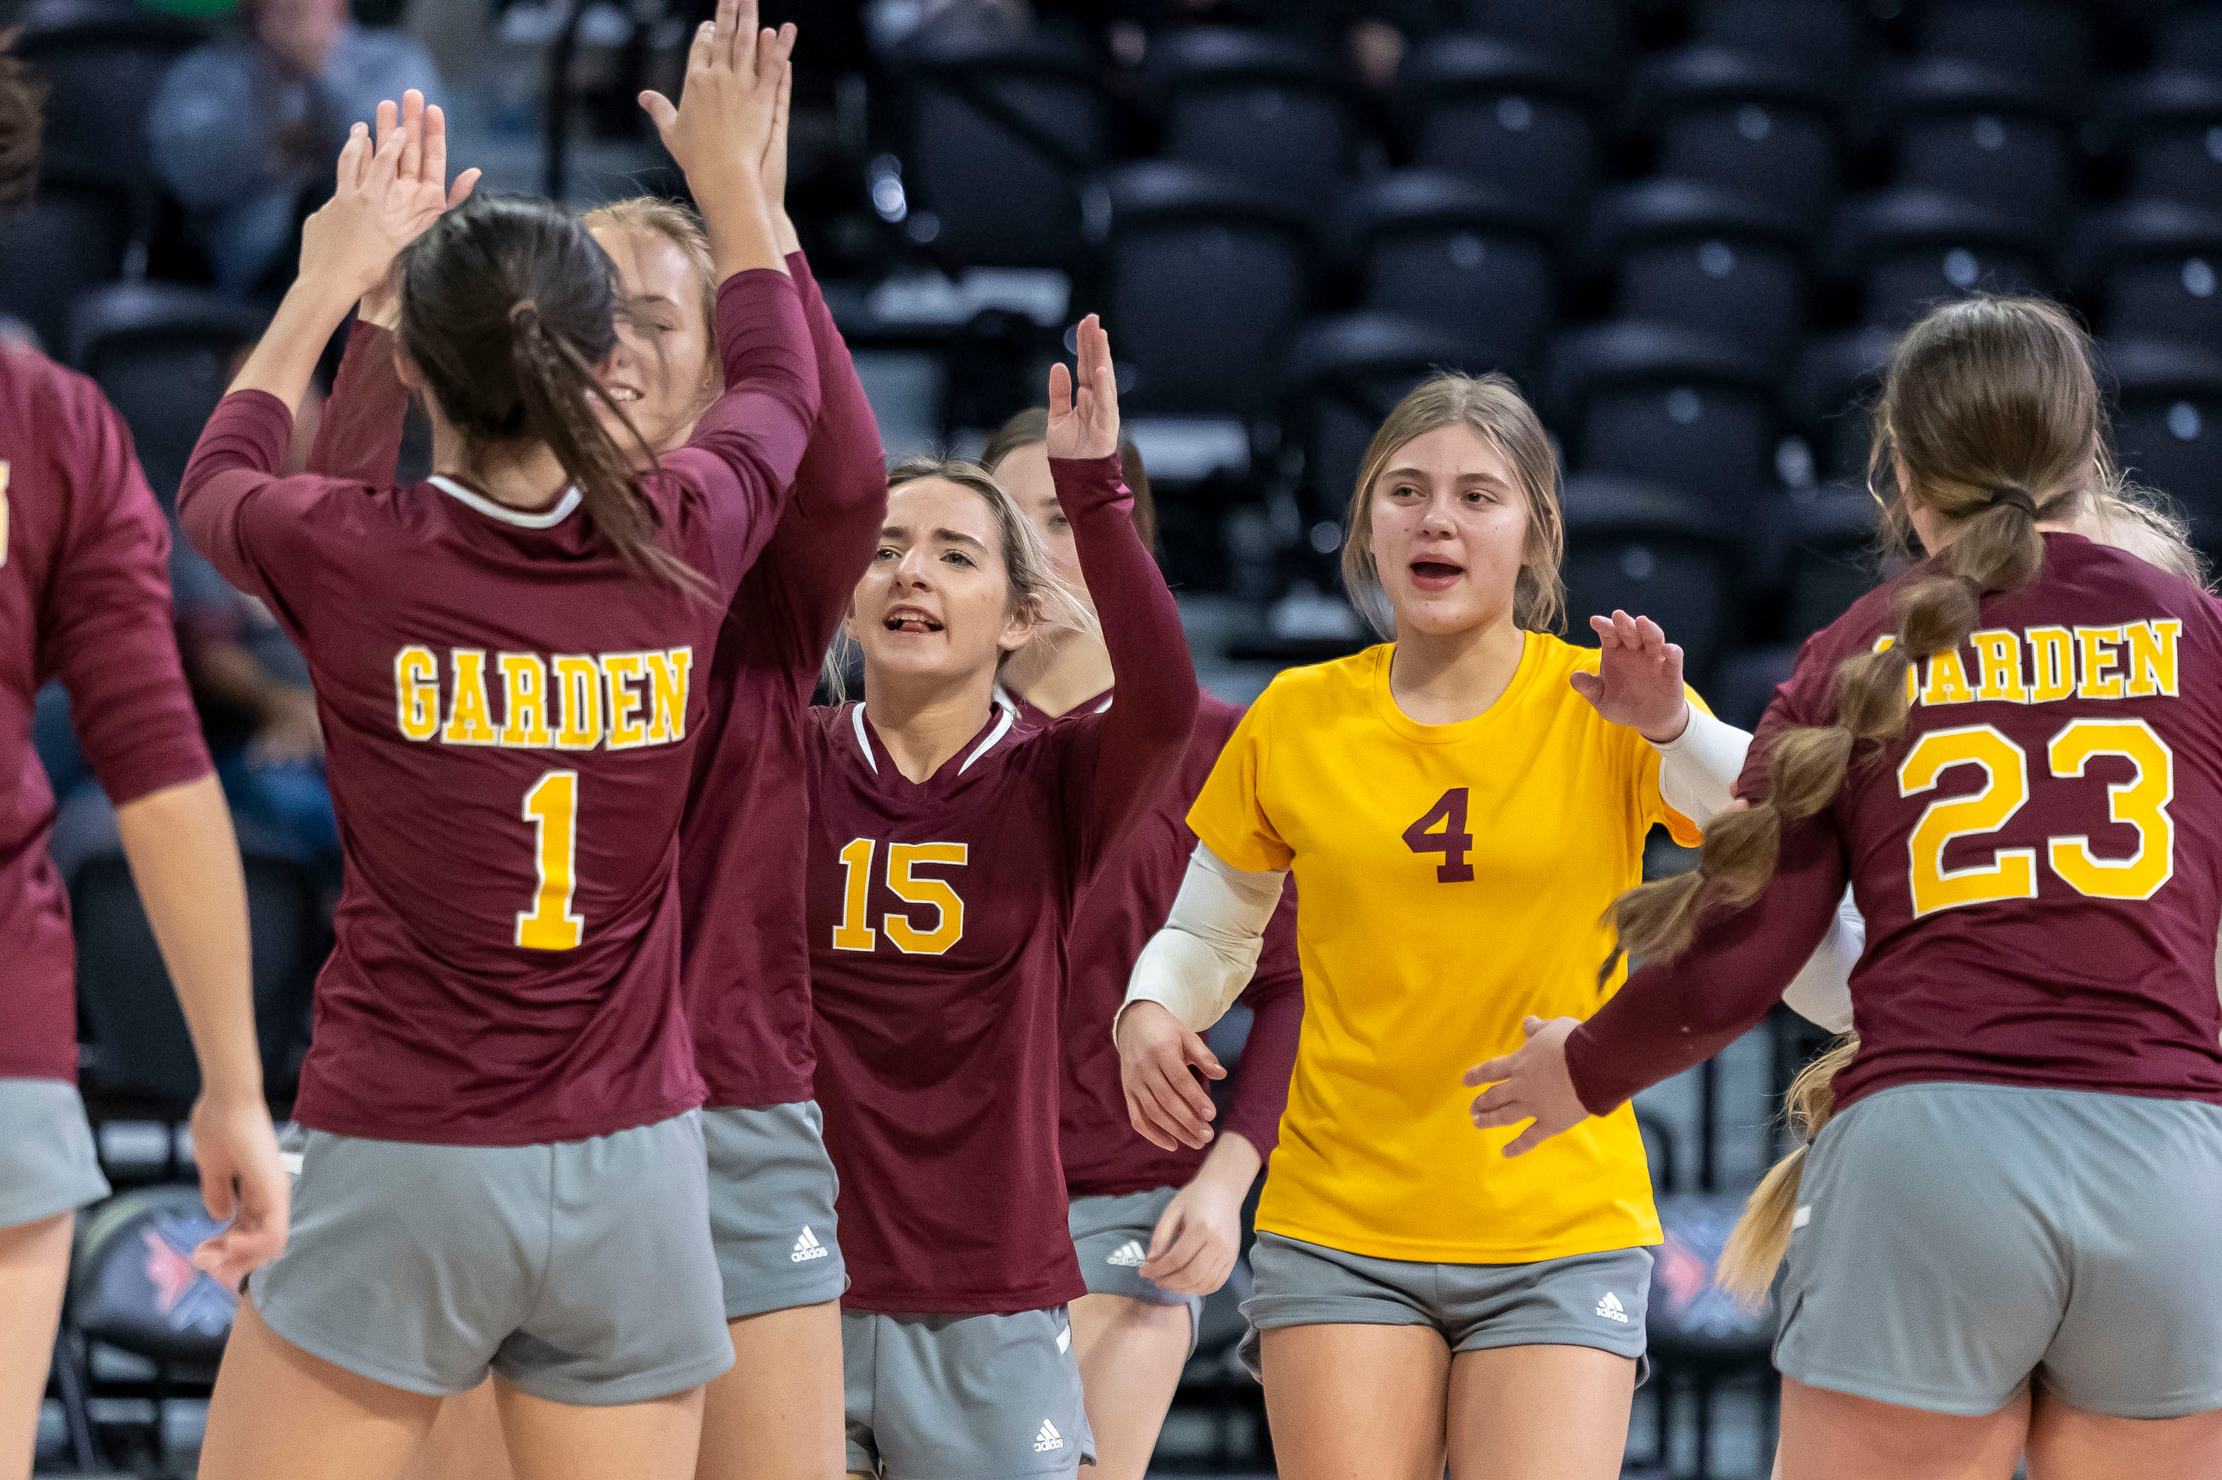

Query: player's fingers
left=686, top=20, right=715, bottom=75
left=1504, top=1124, right=1551, bottom=1157
left=1611, top=608, right=1641, bottom=646
left=1567, top=670, right=1602, bottom=703
left=639, top=89, right=680, bottom=134
left=1462, top=1053, right=1514, bottom=1086
left=375, top=97, right=398, bottom=153
left=336, top=122, right=370, bottom=190
left=1522, top=1014, right=1548, bottom=1036
left=1140, top=1227, right=1211, bottom=1285
left=423, top=101, right=447, bottom=188
left=1468, top=1079, right=1523, bottom=1116
left=1156, top=1054, right=1218, bottom=1124
left=1125, top=1091, right=1180, bottom=1154
left=449, top=166, right=482, bottom=208
left=399, top=89, right=425, bottom=182
left=198, top=1159, right=236, bottom=1223
left=1182, top=1031, right=1225, bottom=1080
left=1470, top=1099, right=1531, bottom=1131
left=1635, top=613, right=1665, bottom=651
left=1144, top=1074, right=1214, bottom=1149
left=1048, top=360, right=1072, bottom=417
left=1143, top=1202, right=1184, bottom=1261
left=762, top=22, right=796, bottom=83
left=1587, top=611, right=1619, bottom=646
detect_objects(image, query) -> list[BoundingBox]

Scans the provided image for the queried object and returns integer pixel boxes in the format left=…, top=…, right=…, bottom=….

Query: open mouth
left=605, top=385, right=643, bottom=404
left=883, top=606, right=943, bottom=635
left=1410, top=560, right=1464, bottom=590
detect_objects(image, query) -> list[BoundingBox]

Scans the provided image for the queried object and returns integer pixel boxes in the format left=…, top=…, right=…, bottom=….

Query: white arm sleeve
left=1780, top=889, right=1863, bottom=1035
left=1651, top=704, right=1753, bottom=827
left=1118, top=841, right=1286, bottom=1037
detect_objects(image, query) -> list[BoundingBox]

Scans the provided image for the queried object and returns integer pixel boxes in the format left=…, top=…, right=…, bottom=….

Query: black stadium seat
left=1881, top=59, right=2074, bottom=231
left=1559, top=476, right=1741, bottom=684
left=2107, top=337, right=2222, bottom=548
left=1449, top=0, right=1625, bottom=83
left=1588, top=179, right=1809, bottom=370
left=1281, top=312, right=1523, bottom=529
left=1097, top=162, right=1314, bottom=420
left=2157, top=6, right=2222, bottom=79
left=1398, top=36, right=1600, bottom=233
left=0, top=167, right=131, bottom=355
left=890, top=23, right=1109, bottom=270
left=1692, top=0, right=1874, bottom=98
left=1145, top=28, right=1359, bottom=204
left=2114, top=69, right=2222, bottom=212
left=2076, top=199, right=2222, bottom=349
left=1775, top=483, right=1885, bottom=640
left=1336, top=171, right=1559, bottom=374
left=68, top=283, right=269, bottom=506
left=1551, top=323, right=1780, bottom=518
left=1788, top=327, right=1899, bottom=482
left=1629, top=46, right=1844, bottom=232
left=1827, top=189, right=2050, bottom=329
left=1915, top=0, right=2089, bottom=94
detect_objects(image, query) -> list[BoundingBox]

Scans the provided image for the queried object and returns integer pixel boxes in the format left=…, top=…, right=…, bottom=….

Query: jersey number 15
left=833, top=839, right=969, bottom=955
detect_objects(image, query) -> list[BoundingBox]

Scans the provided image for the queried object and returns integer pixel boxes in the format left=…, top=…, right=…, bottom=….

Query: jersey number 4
left=1899, top=719, right=2174, bottom=917
left=1403, top=788, right=1477, bottom=883
left=833, top=839, right=969, bottom=955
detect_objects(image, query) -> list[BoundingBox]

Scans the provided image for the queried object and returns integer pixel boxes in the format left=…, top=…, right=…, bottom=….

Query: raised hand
left=358, top=89, right=479, bottom=330
left=300, top=92, right=477, bottom=308
left=1463, top=1015, right=1589, bottom=1157
left=639, top=0, right=795, bottom=187
left=1569, top=610, right=1691, bottom=743
left=1048, top=313, right=1120, bottom=461
left=761, top=60, right=800, bottom=257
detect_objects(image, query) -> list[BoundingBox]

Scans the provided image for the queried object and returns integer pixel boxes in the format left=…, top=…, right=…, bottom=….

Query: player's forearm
left=113, top=775, right=262, bottom=1100
left=1121, top=843, right=1283, bottom=1036
left=227, top=274, right=358, bottom=415
left=1187, top=1130, right=1262, bottom=1199
left=1653, top=706, right=1752, bottom=825
left=693, top=161, right=788, bottom=282
left=307, top=318, right=408, bottom=484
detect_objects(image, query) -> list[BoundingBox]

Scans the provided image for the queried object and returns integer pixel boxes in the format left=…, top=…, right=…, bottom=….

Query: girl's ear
left=997, top=595, right=1043, bottom=656
left=394, top=349, right=424, bottom=392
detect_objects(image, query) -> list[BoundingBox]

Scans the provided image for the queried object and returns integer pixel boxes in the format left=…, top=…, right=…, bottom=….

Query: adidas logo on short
left=1033, top=1420, right=1065, bottom=1453
left=790, top=1226, right=830, bottom=1263
left=1595, top=1292, right=1630, bottom=1324
left=1105, top=1240, right=1147, bottom=1268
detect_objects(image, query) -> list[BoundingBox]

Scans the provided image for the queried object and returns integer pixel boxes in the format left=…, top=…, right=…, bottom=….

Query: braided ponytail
left=1610, top=297, right=2104, bottom=1301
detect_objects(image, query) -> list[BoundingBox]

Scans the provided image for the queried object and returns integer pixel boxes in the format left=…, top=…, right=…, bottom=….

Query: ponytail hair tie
left=509, top=298, right=539, bottom=324
left=1990, top=485, right=2038, bottom=517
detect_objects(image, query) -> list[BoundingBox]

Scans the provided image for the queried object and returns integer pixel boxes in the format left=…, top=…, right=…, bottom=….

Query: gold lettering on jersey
left=395, top=645, right=440, bottom=740
left=553, top=655, right=603, bottom=749
left=2027, top=626, right=2074, bottom=703
left=602, top=653, right=651, bottom=750
left=1968, top=630, right=2028, bottom=704
left=393, top=645, right=691, bottom=750
left=1919, top=648, right=1976, bottom=707
left=2123, top=619, right=2182, bottom=699
left=442, top=649, right=498, bottom=745
left=1911, top=621, right=2181, bottom=710
left=2075, top=626, right=2125, bottom=700
left=498, top=654, right=552, bottom=748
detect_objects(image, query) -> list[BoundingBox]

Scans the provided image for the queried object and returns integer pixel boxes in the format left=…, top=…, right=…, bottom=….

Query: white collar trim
left=850, top=703, right=877, bottom=773
left=428, top=475, right=582, bottom=529
left=852, top=701, right=1013, bottom=778
left=958, top=708, right=1014, bottom=774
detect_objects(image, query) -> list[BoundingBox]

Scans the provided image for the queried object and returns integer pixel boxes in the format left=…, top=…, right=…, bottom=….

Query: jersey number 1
left=517, top=770, right=585, bottom=950
left=1404, top=788, right=1477, bottom=883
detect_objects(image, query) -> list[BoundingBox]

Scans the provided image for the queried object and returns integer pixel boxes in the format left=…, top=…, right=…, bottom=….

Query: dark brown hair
left=398, top=193, right=699, bottom=590
left=1340, top=372, right=1567, bottom=639
left=1611, top=296, right=2108, bottom=1299
left=979, top=407, right=1157, bottom=555
left=0, top=31, right=45, bottom=211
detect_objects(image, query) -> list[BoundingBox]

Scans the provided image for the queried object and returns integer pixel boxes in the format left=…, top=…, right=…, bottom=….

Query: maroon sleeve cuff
left=1048, top=453, right=1132, bottom=518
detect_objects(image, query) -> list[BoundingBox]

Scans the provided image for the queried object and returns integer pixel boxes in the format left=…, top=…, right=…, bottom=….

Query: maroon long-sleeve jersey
left=808, top=454, right=1199, bottom=1315
left=0, top=348, right=214, bottom=1082
left=1022, top=688, right=1304, bottom=1199
left=178, top=268, right=820, bottom=1146
left=1568, top=533, right=2222, bottom=1115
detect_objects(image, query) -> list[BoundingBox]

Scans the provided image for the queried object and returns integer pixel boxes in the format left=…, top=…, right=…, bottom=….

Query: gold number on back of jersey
left=517, top=770, right=585, bottom=950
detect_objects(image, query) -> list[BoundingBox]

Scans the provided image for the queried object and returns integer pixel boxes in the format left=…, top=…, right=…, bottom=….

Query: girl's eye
left=943, top=550, right=976, bottom=568
left=1391, top=483, right=1421, bottom=498
left=1049, top=514, right=1071, bottom=530
left=873, top=546, right=898, bottom=561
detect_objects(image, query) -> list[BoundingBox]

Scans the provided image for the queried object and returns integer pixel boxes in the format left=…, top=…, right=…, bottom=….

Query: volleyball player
left=181, top=7, right=823, bottom=1475
left=1111, top=371, right=1767, bottom=1480
left=975, top=409, right=1303, bottom=1479
left=1469, top=296, right=2222, bottom=1480
left=309, top=71, right=878, bottom=1480
left=0, top=35, right=287, bottom=1478
left=807, top=315, right=1197, bottom=1478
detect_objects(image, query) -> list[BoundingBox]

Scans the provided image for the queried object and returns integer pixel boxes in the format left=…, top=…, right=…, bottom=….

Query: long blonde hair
left=1605, top=297, right=2184, bottom=1301
left=824, top=458, right=1095, bottom=700
left=1341, top=372, right=1567, bottom=638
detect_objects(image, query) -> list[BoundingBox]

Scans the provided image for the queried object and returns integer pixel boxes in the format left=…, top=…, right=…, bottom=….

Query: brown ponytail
left=399, top=193, right=706, bottom=595
left=1607, top=296, right=2107, bottom=1298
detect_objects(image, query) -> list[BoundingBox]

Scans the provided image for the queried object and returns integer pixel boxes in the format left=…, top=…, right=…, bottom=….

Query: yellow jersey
left=1188, top=633, right=1703, bottom=1263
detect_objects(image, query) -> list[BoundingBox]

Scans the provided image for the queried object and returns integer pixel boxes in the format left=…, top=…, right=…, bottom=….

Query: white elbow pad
left=1119, top=842, right=1284, bottom=1037
left=1781, top=889, right=1863, bottom=1035
left=1653, top=705, right=1753, bottom=828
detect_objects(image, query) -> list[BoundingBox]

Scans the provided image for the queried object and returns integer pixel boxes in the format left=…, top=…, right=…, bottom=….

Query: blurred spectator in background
left=147, top=0, right=441, bottom=297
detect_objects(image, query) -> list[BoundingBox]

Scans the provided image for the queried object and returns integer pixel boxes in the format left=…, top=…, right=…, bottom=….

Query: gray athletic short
left=1778, top=1081, right=2222, bottom=1420
left=0, top=1078, right=110, bottom=1229
left=703, top=1101, right=847, bottom=1320
left=1068, top=1186, right=1203, bottom=1354
left=1240, top=1231, right=1654, bottom=1379
left=842, top=1307, right=1096, bottom=1478
left=249, top=1111, right=732, bottom=1406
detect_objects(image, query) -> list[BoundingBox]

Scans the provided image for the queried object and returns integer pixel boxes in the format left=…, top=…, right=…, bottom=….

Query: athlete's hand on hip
left=1048, top=313, right=1120, bottom=461
left=186, top=1089, right=290, bottom=1287
left=1118, top=1000, right=1225, bottom=1153
left=302, top=89, right=477, bottom=306
left=1464, top=1015, right=1589, bottom=1157
left=639, top=0, right=795, bottom=189
left=1569, top=610, right=1690, bottom=744
left=1141, top=1172, right=1244, bottom=1296
left=356, top=89, right=479, bottom=329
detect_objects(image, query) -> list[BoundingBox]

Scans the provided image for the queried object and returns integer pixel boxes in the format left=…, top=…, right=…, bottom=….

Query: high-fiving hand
left=300, top=88, right=478, bottom=310
left=1048, top=313, right=1120, bottom=461
left=355, top=89, right=478, bottom=330
left=1569, top=610, right=1691, bottom=744
left=639, top=0, right=794, bottom=187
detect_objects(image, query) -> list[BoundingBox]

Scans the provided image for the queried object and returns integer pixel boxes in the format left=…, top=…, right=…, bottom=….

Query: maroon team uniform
left=1041, top=687, right=1304, bottom=1205
left=177, top=268, right=820, bottom=1147
left=806, top=453, right=1199, bottom=1317
left=0, top=345, right=213, bottom=1225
